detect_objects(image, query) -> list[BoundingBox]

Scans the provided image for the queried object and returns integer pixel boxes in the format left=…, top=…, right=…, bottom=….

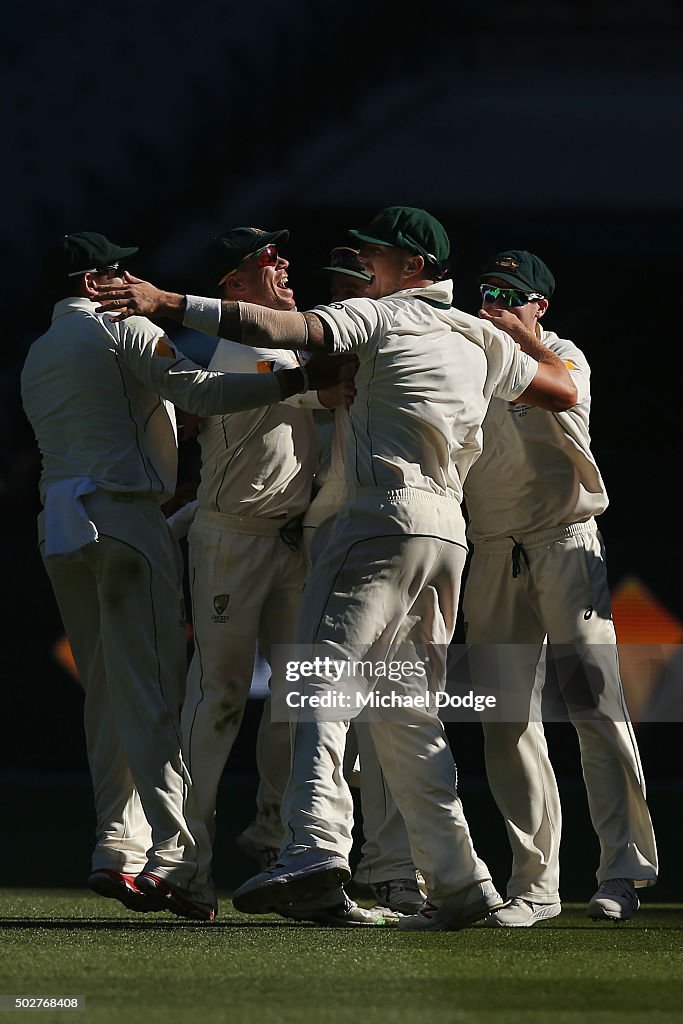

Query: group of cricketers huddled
left=20, top=207, right=657, bottom=930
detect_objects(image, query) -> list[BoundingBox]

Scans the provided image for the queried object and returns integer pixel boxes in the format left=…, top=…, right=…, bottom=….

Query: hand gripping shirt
left=313, top=280, right=538, bottom=503
left=463, top=330, right=608, bottom=542
left=20, top=297, right=281, bottom=504
left=196, top=339, right=317, bottom=517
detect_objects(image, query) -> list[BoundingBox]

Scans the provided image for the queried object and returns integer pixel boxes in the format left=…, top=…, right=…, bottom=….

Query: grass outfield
left=1, top=891, right=682, bottom=1024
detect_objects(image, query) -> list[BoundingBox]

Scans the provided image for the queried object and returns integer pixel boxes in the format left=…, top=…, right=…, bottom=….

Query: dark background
left=2, top=0, right=681, bottom=899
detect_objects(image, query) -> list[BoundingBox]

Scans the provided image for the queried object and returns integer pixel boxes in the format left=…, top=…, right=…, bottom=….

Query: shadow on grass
left=0, top=918, right=298, bottom=930
left=2, top=908, right=683, bottom=930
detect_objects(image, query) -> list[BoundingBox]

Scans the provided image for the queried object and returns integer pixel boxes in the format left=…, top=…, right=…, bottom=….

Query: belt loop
left=509, top=536, right=530, bottom=579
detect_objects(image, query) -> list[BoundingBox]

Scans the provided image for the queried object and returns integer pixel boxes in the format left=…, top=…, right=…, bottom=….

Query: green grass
left=1, top=891, right=682, bottom=1024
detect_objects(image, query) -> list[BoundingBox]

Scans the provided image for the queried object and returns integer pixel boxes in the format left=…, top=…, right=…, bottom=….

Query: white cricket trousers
left=301, top=482, right=417, bottom=883
left=279, top=490, right=493, bottom=900
left=462, top=519, right=658, bottom=901
left=181, top=508, right=305, bottom=878
left=40, top=490, right=209, bottom=891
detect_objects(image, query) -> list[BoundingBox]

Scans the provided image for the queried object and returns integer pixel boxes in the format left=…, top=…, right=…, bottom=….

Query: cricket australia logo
left=496, top=256, right=520, bottom=270
left=212, top=594, right=230, bottom=623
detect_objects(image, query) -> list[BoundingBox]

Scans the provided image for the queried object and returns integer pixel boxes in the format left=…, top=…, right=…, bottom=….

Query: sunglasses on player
left=479, top=284, right=545, bottom=307
left=218, top=245, right=279, bottom=285
left=68, top=262, right=121, bottom=278
left=328, top=246, right=365, bottom=272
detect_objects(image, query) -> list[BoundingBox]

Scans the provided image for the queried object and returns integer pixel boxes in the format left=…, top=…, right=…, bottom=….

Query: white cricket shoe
left=483, top=897, right=562, bottom=928
left=279, top=887, right=399, bottom=927
left=232, top=849, right=351, bottom=915
left=398, top=880, right=504, bottom=932
left=587, top=878, right=640, bottom=922
left=371, top=877, right=426, bottom=915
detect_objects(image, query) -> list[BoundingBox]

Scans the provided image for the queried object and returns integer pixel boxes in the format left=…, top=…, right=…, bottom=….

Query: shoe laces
left=392, top=877, right=421, bottom=894
left=374, top=877, right=421, bottom=899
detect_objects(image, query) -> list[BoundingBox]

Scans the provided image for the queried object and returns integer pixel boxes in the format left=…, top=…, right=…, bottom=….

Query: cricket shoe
left=371, top=877, right=426, bottom=915
left=235, top=833, right=280, bottom=871
left=483, top=897, right=562, bottom=928
left=279, top=887, right=399, bottom=927
left=586, top=878, right=639, bottom=922
left=87, top=869, right=152, bottom=913
left=232, top=849, right=351, bottom=915
left=135, top=872, right=217, bottom=921
left=398, top=880, right=504, bottom=932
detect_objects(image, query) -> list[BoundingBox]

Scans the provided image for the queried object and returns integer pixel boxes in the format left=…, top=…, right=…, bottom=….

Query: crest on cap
left=478, top=249, right=555, bottom=297
left=496, top=256, right=520, bottom=270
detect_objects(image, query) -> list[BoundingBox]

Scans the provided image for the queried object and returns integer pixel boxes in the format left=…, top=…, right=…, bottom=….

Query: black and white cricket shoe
left=399, top=880, right=504, bottom=932
left=279, top=887, right=399, bottom=927
left=371, top=877, right=425, bottom=915
left=232, top=849, right=351, bottom=915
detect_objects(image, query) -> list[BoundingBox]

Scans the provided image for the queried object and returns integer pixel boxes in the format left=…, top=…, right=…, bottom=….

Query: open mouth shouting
left=271, top=268, right=295, bottom=308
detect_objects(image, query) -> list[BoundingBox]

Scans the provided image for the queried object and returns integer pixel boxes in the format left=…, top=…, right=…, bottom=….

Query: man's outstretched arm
left=95, top=273, right=330, bottom=350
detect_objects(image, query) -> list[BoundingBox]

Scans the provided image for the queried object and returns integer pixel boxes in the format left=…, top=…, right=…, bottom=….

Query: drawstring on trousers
left=510, top=537, right=530, bottom=578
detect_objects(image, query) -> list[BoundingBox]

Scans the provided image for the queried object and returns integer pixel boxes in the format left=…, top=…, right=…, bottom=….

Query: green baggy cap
left=349, top=206, right=450, bottom=264
left=46, top=231, right=138, bottom=280
left=478, top=250, right=555, bottom=297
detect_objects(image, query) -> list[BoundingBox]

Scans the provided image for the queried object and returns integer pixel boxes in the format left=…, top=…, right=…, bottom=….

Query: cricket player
left=94, top=206, right=577, bottom=930
left=230, top=243, right=419, bottom=921
left=461, top=250, right=658, bottom=925
left=21, top=231, right=351, bottom=920
left=178, top=227, right=386, bottom=927
left=300, top=245, right=426, bottom=916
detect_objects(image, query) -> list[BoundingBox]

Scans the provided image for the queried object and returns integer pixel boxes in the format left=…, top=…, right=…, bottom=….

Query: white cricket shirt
left=314, top=280, right=538, bottom=502
left=464, top=330, right=608, bottom=541
left=196, top=339, right=318, bottom=517
left=21, top=298, right=282, bottom=503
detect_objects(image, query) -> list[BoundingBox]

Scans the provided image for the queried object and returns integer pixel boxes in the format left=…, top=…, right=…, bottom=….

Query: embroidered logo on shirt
left=257, top=360, right=275, bottom=373
left=212, top=594, right=230, bottom=623
left=508, top=403, right=532, bottom=417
